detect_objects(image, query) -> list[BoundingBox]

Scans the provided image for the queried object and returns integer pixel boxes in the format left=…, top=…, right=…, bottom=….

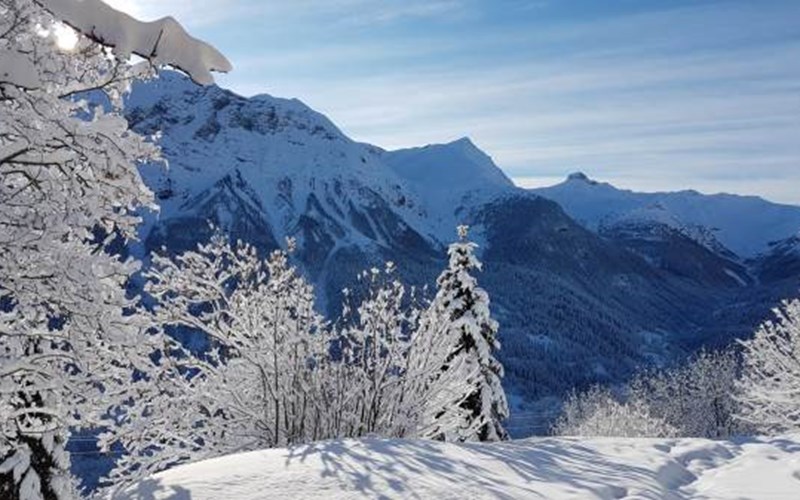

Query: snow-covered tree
left=400, top=289, right=481, bottom=439
left=552, top=386, right=677, bottom=438
left=736, top=298, right=800, bottom=434
left=332, top=264, right=478, bottom=440
left=105, top=235, right=333, bottom=488
left=631, top=348, right=744, bottom=438
left=0, top=1, right=229, bottom=498
left=430, top=225, right=508, bottom=442
left=554, top=348, right=743, bottom=439
left=335, top=264, right=413, bottom=437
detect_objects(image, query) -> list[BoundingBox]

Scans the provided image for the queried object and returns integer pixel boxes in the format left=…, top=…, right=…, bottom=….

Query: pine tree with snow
left=401, top=291, right=481, bottom=440
left=736, top=298, right=800, bottom=434
left=432, top=225, right=508, bottom=441
left=0, top=1, right=229, bottom=498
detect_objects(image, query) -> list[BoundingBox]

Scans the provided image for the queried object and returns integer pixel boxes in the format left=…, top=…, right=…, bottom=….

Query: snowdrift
left=113, top=435, right=800, bottom=499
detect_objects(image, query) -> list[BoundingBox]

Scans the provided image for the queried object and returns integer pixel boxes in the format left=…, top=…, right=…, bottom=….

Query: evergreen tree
left=432, top=225, right=508, bottom=441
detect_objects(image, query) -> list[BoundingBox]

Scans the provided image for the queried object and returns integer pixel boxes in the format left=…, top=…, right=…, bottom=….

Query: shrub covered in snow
left=737, top=298, right=800, bottom=433
left=552, top=346, right=754, bottom=439
left=551, top=386, right=677, bottom=438
left=631, top=348, right=746, bottom=438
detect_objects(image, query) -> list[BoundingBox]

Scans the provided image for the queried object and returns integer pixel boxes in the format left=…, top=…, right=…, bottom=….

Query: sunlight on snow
left=53, top=23, right=78, bottom=51
left=37, top=22, right=79, bottom=51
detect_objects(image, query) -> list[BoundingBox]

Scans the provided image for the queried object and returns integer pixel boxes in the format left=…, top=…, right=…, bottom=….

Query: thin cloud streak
left=103, top=0, right=255, bottom=26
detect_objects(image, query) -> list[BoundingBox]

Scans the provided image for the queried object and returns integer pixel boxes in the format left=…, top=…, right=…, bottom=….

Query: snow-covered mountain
left=532, top=172, right=800, bottom=259
left=385, top=137, right=514, bottom=197
left=599, top=217, right=753, bottom=289
left=383, top=138, right=515, bottom=235
left=122, top=72, right=800, bottom=434
left=127, top=72, right=439, bottom=281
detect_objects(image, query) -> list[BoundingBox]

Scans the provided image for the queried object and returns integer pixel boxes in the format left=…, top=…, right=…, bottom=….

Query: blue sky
left=107, top=0, right=800, bottom=204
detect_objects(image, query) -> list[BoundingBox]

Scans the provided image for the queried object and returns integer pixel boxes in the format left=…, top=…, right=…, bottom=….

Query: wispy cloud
left=107, top=0, right=470, bottom=28
left=303, top=0, right=468, bottom=26
left=103, top=0, right=254, bottom=26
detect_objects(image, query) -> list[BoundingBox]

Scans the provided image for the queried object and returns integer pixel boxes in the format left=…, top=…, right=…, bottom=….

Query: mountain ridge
left=532, top=172, right=800, bottom=258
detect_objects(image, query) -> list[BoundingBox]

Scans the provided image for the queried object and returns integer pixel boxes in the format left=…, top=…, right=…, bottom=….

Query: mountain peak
left=449, top=136, right=477, bottom=148
left=386, top=138, right=514, bottom=199
left=384, top=137, right=516, bottom=233
left=567, top=171, right=594, bottom=183
left=419, top=136, right=479, bottom=153
left=128, top=71, right=348, bottom=147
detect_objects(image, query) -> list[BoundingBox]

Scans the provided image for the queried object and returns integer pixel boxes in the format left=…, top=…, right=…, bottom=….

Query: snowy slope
left=532, top=173, right=800, bottom=258
left=383, top=138, right=516, bottom=234
left=113, top=435, right=800, bottom=499
left=129, top=72, right=419, bottom=225
left=384, top=137, right=514, bottom=202
left=385, top=137, right=514, bottom=192
left=127, top=71, right=438, bottom=274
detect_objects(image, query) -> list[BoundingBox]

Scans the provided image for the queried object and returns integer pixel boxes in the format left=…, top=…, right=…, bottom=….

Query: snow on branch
left=39, top=0, right=232, bottom=85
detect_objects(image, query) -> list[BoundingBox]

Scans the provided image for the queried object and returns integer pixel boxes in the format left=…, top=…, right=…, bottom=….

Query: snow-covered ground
left=114, top=435, right=800, bottom=499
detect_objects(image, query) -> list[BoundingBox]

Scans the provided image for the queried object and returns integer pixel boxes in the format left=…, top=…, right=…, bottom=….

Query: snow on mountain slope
left=113, top=435, right=800, bottom=500
left=384, top=138, right=516, bottom=229
left=126, top=71, right=437, bottom=269
left=532, top=173, right=800, bottom=258
left=472, top=193, right=720, bottom=395
left=384, top=137, right=514, bottom=201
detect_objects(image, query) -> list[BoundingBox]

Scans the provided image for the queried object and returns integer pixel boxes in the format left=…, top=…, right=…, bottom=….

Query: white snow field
left=114, top=435, right=800, bottom=499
